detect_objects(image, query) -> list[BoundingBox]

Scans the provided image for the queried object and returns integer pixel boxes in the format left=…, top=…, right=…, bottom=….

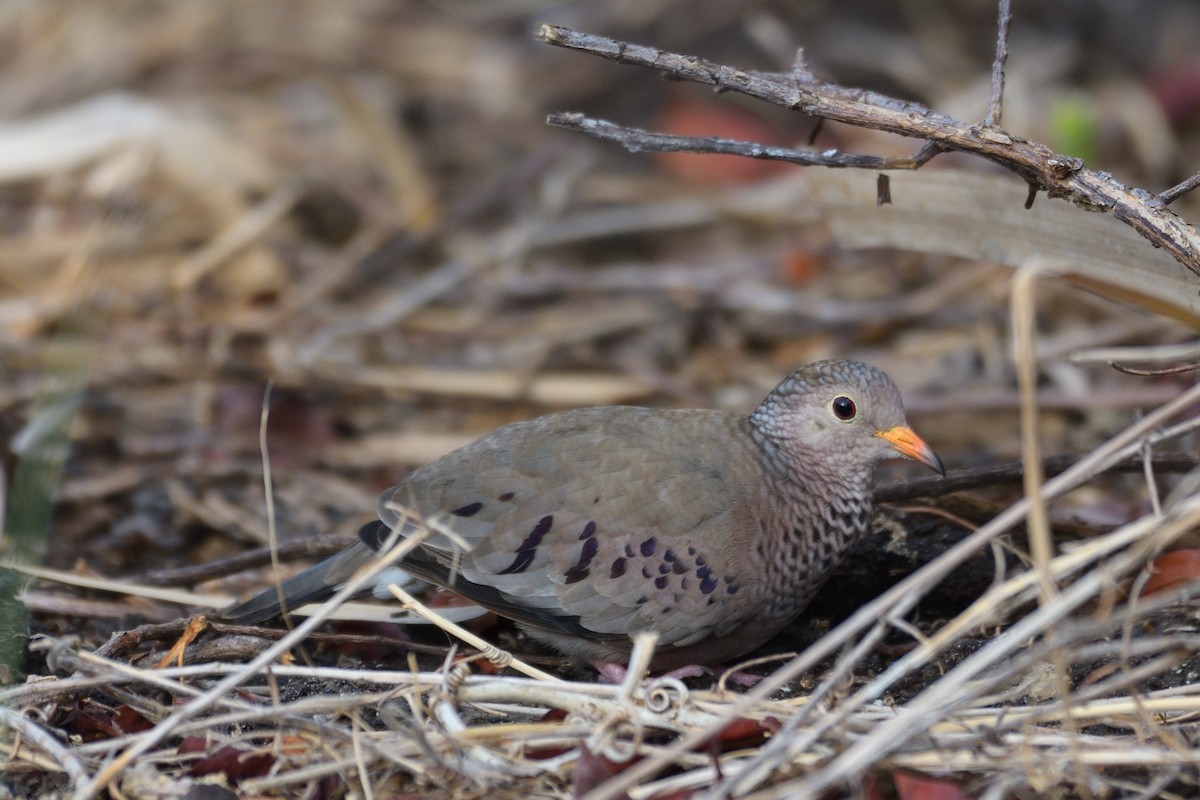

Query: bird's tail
left=220, top=541, right=375, bottom=624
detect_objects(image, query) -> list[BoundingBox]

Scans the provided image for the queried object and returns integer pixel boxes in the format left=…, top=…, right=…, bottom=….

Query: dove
left=223, top=360, right=943, bottom=671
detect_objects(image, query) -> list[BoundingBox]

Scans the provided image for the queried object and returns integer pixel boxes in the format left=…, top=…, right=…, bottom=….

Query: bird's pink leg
left=592, top=661, right=715, bottom=683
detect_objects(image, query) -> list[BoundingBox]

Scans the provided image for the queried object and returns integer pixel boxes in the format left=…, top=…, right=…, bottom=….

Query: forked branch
left=537, top=23, right=1200, bottom=278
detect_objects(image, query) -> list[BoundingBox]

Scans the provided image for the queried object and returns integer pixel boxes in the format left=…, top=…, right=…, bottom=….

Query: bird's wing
left=371, top=407, right=765, bottom=648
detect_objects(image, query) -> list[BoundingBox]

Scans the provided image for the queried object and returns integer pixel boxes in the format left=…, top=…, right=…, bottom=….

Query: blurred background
left=3, top=0, right=1199, bottom=656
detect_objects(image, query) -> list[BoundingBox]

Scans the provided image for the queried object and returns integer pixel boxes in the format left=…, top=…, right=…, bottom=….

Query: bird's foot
left=718, top=668, right=767, bottom=688
left=592, top=661, right=710, bottom=684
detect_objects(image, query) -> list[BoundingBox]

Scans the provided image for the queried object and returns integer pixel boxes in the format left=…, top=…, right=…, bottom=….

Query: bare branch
left=1161, top=170, right=1200, bottom=205
left=874, top=452, right=1200, bottom=504
left=986, top=0, right=1013, bottom=127
left=546, top=113, right=933, bottom=170
left=536, top=24, right=1200, bottom=277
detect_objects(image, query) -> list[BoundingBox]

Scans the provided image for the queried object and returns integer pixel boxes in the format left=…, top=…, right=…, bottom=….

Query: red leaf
left=894, top=770, right=971, bottom=800
left=188, top=744, right=275, bottom=784
left=1142, top=549, right=1200, bottom=596
left=862, top=774, right=890, bottom=800
left=572, top=743, right=634, bottom=799
left=653, top=95, right=792, bottom=186
left=112, top=705, right=155, bottom=734
left=692, top=716, right=781, bottom=754
left=714, top=717, right=773, bottom=749
left=59, top=700, right=120, bottom=743
left=540, top=708, right=569, bottom=723
left=779, top=250, right=823, bottom=286
left=177, top=736, right=208, bottom=755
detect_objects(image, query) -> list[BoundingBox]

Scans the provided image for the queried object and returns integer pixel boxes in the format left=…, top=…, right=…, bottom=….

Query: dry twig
left=537, top=24, right=1200, bottom=276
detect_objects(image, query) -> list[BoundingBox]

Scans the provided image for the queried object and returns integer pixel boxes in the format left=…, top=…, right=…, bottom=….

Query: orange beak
left=875, top=426, right=945, bottom=476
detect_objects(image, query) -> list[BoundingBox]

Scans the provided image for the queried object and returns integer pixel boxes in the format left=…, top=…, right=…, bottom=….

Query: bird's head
left=751, top=359, right=944, bottom=479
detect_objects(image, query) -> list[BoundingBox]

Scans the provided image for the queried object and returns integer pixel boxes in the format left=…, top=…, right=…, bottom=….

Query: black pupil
left=832, top=396, right=856, bottom=420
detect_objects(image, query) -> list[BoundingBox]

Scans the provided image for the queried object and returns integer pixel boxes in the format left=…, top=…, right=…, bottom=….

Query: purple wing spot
left=579, top=536, right=599, bottom=565
left=654, top=576, right=668, bottom=589
left=640, top=537, right=657, bottom=557
left=680, top=577, right=689, bottom=590
left=610, top=558, right=627, bottom=578
left=452, top=501, right=483, bottom=517
left=498, top=492, right=515, bottom=502
left=564, top=565, right=590, bottom=584
left=579, top=521, right=597, bottom=540
left=695, top=554, right=707, bottom=566
left=699, top=576, right=718, bottom=595
left=641, top=566, right=652, bottom=579
left=664, top=549, right=677, bottom=562
left=624, top=544, right=635, bottom=558
left=658, top=563, right=670, bottom=575
left=727, top=584, right=740, bottom=595
left=562, top=534, right=600, bottom=584
left=687, top=547, right=696, bottom=556
left=696, top=565, right=712, bottom=579
left=497, top=515, right=553, bottom=575
left=500, top=550, right=535, bottom=575
left=672, top=561, right=688, bottom=575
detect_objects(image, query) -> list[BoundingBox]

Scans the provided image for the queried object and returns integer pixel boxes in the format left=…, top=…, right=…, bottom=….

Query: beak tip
left=930, top=453, right=946, bottom=477
left=877, top=425, right=945, bottom=477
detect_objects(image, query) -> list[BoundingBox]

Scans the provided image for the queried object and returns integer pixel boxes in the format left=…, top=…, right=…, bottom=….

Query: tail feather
left=222, top=523, right=622, bottom=644
left=220, top=541, right=375, bottom=624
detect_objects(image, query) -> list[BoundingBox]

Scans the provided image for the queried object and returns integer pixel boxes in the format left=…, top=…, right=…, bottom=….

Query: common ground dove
left=223, top=360, right=943, bottom=671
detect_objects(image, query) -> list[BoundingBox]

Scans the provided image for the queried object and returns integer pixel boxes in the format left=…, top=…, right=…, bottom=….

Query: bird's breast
left=748, top=479, right=872, bottom=618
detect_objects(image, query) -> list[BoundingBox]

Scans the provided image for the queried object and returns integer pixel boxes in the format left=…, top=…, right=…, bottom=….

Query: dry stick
left=385, top=582, right=560, bottom=682
left=70, top=525, right=435, bottom=800
left=1111, top=361, right=1200, bottom=377
left=708, top=425, right=1200, bottom=795
left=864, top=514, right=1193, bottom=709
left=0, top=706, right=90, bottom=791
left=546, top=115, right=934, bottom=171
left=1071, top=340, right=1200, bottom=365
left=985, top=0, right=1012, bottom=127
left=783, top=499, right=1200, bottom=799
left=1161, top=170, right=1200, bottom=205
left=717, top=493, right=1191, bottom=799
left=38, top=651, right=406, bottom=773
left=729, top=522, right=1195, bottom=799
left=1011, top=261, right=1058, bottom=600
left=583, top=380, right=1200, bottom=800
left=535, top=24, right=1200, bottom=276
left=260, top=380, right=290, bottom=624
left=873, top=451, right=1200, bottom=504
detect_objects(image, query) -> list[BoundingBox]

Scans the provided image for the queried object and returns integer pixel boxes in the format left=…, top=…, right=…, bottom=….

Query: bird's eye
left=830, top=395, right=857, bottom=421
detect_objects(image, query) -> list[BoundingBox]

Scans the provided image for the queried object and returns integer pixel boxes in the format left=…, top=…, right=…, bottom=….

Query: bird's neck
left=745, top=416, right=875, bottom=611
left=745, top=417, right=874, bottom=495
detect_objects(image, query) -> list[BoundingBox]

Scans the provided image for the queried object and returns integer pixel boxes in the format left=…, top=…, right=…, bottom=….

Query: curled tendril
left=587, top=703, right=641, bottom=764
left=643, top=676, right=688, bottom=715
left=592, top=728, right=640, bottom=763
left=480, top=643, right=513, bottom=670
left=442, top=659, right=472, bottom=696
